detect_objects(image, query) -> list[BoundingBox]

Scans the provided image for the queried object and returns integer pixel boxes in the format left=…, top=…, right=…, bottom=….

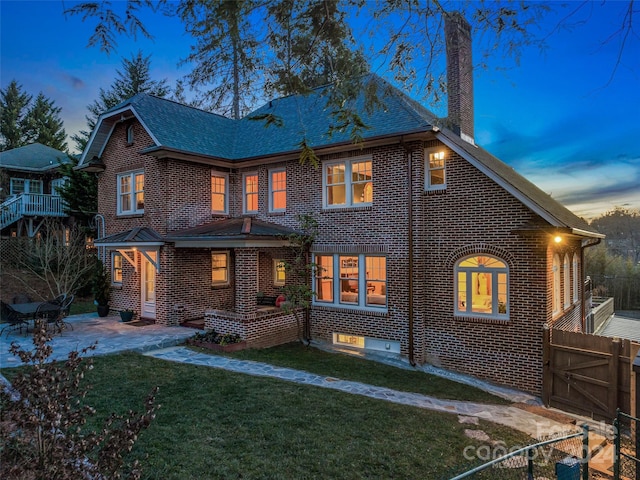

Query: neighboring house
left=79, top=14, right=603, bottom=395
left=0, top=143, right=70, bottom=237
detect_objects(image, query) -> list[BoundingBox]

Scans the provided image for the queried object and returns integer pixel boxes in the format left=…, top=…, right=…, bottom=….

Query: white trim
left=211, top=171, right=229, bottom=215
left=273, top=259, right=286, bottom=286
left=268, top=167, right=287, bottom=212
left=111, top=251, right=123, bottom=285
left=454, top=254, right=509, bottom=320
left=116, top=169, right=144, bottom=215
left=424, top=147, right=447, bottom=191
left=322, top=155, right=373, bottom=209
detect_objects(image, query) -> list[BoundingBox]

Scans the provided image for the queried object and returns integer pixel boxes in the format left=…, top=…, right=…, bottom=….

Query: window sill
left=211, top=283, right=230, bottom=290
left=312, top=303, right=388, bottom=316
left=116, top=213, right=144, bottom=218
left=454, top=314, right=509, bottom=325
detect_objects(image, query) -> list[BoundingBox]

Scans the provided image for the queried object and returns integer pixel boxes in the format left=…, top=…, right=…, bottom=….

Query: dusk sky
left=1, top=1, right=638, bottom=220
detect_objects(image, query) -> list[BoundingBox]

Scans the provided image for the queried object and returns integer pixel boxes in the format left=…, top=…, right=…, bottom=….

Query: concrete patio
left=0, top=312, right=203, bottom=369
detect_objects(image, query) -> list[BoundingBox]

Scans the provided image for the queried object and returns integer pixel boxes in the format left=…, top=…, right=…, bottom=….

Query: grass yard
left=74, top=352, right=529, bottom=479
left=197, top=342, right=511, bottom=404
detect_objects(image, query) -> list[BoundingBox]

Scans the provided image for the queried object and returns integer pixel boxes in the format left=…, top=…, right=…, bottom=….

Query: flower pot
left=120, top=311, right=134, bottom=322
left=97, top=305, right=110, bottom=317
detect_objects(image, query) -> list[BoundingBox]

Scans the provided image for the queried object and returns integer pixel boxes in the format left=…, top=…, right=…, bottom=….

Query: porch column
left=235, top=248, right=258, bottom=315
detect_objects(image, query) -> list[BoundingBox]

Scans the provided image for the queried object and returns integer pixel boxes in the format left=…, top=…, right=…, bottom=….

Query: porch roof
left=165, top=217, right=299, bottom=248
left=95, top=226, right=165, bottom=248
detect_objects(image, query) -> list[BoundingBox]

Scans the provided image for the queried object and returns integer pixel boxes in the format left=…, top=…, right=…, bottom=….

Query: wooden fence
left=543, top=326, right=640, bottom=420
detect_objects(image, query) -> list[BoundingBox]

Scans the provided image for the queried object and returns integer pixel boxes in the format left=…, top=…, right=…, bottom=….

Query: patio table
left=11, top=302, right=45, bottom=319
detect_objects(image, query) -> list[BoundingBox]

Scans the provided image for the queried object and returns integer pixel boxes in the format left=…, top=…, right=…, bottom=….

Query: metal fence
left=614, top=410, right=640, bottom=480
left=450, top=426, right=590, bottom=480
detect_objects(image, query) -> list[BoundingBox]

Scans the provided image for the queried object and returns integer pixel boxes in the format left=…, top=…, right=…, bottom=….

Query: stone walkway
left=1, top=312, right=591, bottom=440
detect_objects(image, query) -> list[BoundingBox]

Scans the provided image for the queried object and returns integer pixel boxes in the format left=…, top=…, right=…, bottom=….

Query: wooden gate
left=543, top=327, right=639, bottom=420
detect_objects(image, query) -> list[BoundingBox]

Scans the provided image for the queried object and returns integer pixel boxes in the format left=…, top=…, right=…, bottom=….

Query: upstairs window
left=10, top=178, right=42, bottom=195
left=552, top=254, right=561, bottom=315
left=564, top=254, right=571, bottom=308
left=211, top=172, right=228, bottom=214
left=269, top=168, right=287, bottom=212
left=211, top=251, right=230, bottom=286
left=126, top=125, right=135, bottom=144
left=323, top=157, right=372, bottom=208
left=117, top=170, right=144, bottom=215
left=243, top=173, right=259, bottom=213
left=573, top=253, right=580, bottom=303
left=455, top=254, right=508, bottom=319
left=425, top=148, right=446, bottom=191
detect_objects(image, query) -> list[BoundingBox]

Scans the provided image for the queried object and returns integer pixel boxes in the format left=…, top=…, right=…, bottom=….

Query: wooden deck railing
left=0, top=193, right=66, bottom=230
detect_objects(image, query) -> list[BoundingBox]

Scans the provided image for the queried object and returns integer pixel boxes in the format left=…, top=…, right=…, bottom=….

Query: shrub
left=0, top=325, right=158, bottom=479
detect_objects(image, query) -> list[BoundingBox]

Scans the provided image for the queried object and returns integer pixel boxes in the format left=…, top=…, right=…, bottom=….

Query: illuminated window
left=117, top=170, right=144, bottom=215
left=334, top=333, right=365, bottom=348
left=573, top=253, right=580, bottom=303
left=211, top=252, right=229, bottom=286
left=243, top=173, right=259, bottom=213
left=564, top=254, right=571, bottom=308
left=273, top=259, right=286, bottom=286
left=269, top=168, right=287, bottom=212
left=552, top=254, right=561, bottom=315
left=112, top=252, right=123, bottom=285
left=455, top=255, right=508, bottom=319
left=313, top=253, right=386, bottom=310
left=315, top=255, right=334, bottom=303
left=425, top=148, right=446, bottom=190
left=323, top=156, right=372, bottom=208
left=211, top=172, right=228, bottom=214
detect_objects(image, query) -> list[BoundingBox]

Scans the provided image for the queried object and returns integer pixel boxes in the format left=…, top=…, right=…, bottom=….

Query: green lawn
left=79, top=353, right=529, bottom=479
left=197, top=342, right=511, bottom=404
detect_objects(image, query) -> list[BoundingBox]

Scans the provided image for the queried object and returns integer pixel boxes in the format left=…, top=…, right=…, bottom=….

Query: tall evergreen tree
left=24, top=93, right=67, bottom=151
left=0, top=80, right=32, bottom=151
left=56, top=156, right=98, bottom=229
left=72, top=50, right=170, bottom=152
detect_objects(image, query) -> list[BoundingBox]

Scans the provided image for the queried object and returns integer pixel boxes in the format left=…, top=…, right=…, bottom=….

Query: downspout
left=401, top=137, right=416, bottom=366
left=581, top=237, right=601, bottom=332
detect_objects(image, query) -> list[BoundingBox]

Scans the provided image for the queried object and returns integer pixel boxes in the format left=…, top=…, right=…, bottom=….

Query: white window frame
left=112, top=251, right=123, bottom=285
left=10, top=178, right=43, bottom=195
left=563, top=253, right=571, bottom=309
left=51, top=177, right=67, bottom=196
left=126, top=124, right=135, bottom=144
left=117, top=170, right=144, bottom=215
left=552, top=254, right=561, bottom=316
left=425, top=147, right=447, bottom=191
left=211, top=251, right=230, bottom=286
left=312, top=253, right=387, bottom=311
left=268, top=168, right=287, bottom=212
left=322, top=156, right=373, bottom=209
left=243, top=172, right=259, bottom=214
left=211, top=171, right=229, bottom=215
left=273, top=259, right=286, bottom=286
left=455, top=254, right=509, bottom=320
left=572, top=253, right=580, bottom=303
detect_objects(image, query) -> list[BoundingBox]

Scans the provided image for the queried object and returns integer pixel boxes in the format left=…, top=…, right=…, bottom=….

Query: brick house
left=79, top=14, right=602, bottom=395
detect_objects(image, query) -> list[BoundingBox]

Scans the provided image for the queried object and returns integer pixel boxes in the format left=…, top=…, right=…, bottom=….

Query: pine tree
left=0, top=80, right=32, bottom=151
left=72, top=50, right=170, bottom=152
left=24, top=93, right=67, bottom=151
left=56, top=156, right=98, bottom=229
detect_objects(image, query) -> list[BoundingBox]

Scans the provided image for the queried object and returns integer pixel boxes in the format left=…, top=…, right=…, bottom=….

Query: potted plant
left=119, top=308, right=134, bottom=322
left=92, top=258, right=111, bottom=317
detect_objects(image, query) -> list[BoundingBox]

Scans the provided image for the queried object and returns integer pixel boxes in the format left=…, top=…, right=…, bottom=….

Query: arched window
left=564, top=254, right=571, bottom=308
left=552, top=254, right=561, bottom=315
left=573, top=253, right=580, bottom=303
left=127, top=125, right=135, bottom=144
left=455, top=254, right=508, bottom=319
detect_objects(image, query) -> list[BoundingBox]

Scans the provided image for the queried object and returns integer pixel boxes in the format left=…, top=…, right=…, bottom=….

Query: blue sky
left=1, top=0, right=638, bottom=220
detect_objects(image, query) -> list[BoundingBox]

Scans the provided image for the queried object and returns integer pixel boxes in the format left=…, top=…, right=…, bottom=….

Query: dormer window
left=126, top=125, right=135, bottom=145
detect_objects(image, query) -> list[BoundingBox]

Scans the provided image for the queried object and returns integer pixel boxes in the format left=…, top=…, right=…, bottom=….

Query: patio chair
left=12, top=293, right=32, bottom=304
left=1, top=301, right=28, bottom=337
left=34, top=302, right=64, bottom=334
left=49, top=293, right=67, bottom=306
left=59, top=295, right=75, bottom=330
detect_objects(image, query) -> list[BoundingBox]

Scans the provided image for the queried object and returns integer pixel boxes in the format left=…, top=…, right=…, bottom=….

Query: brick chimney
left=445, top=12, right=474, bottom=144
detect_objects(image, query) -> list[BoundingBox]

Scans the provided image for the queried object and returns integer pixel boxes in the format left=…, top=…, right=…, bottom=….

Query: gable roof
left=0, top=143, right=70, bottom=172
left=80, top=75, right=601, bottom=238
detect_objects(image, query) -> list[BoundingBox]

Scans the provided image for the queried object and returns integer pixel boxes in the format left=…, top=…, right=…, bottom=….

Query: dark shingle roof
left=96, top=227, right=164, bottom=245
left=0, top=143, right=70, bottom=171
